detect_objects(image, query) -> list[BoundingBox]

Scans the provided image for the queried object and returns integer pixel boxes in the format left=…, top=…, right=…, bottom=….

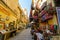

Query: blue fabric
left=41, top=15, right=46, bottom=21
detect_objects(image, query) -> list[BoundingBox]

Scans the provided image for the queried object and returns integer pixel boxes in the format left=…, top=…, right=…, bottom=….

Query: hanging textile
left=40, top=10, right=47, bottom=16
left=54, top=25, right=58, bottom=30
left=45, top=14, right=53, bottom=20
left=33, top=16, right=38, bottom=20
left=50, top=25, right=54, bottom=31
left=30, top=10, right=32, bottom=17
left=41, top=14, right=46, bottom=21
left=29, top=18, right=33, bottom=22
left=36, top=3, right=40, bottom=10
left=54, top=0, right=60, bottom=6
left=29, top=10, right=33, bottom=22
left=33, top=15, right=39, bottom=23
left=46, top=3, right=55, bottom=14
left=31, top=4, right=35, bottom=10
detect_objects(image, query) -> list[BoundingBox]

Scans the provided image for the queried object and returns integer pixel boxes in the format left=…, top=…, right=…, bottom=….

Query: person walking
left=35, top=30, right=44, bottom=40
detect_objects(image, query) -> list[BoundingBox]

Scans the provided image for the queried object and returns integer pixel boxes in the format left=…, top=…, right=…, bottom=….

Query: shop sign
left=56, top=8, right=60, bottom=33
left=56, top=7, right=60, bottom=27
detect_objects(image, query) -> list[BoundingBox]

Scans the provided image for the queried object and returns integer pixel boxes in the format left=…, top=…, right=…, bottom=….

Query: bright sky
left=19, top=0, right=32, bottom=17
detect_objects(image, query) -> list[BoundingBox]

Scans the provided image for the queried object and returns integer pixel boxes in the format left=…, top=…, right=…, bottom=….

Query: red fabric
left=50, top=25, right=54, bottom=30
left=45, top=15, right=53, bottom=20
left=33, top=16, right=38, bottom=19
left=45, top=13, right=53, bottom=20
left=49, top=7, right=53, bottom=10
left=40, top=10, right=47, bottom=16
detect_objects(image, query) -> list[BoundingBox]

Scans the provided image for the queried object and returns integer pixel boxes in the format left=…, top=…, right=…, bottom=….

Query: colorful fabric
left=33, top=16, right=38, bottom=20
left=41, top=10, right=47, bottom=16
left=54, top=25, right=58, bottom=30
left=41, top=15, right=46, bottom=21
left=50, top=25, right=54, bottom=30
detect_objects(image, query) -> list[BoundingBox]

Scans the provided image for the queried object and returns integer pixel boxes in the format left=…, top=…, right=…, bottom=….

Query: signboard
left=56, top=7, right=60, bottom=34
left=56, top=7, right=60, bottom=27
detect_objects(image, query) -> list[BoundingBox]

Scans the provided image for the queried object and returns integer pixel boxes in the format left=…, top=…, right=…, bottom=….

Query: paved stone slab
left=10, top=28, right=33, bottom=40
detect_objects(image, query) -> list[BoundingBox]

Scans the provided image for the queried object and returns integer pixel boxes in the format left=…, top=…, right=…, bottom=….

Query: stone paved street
left=10, top=28, right=33, bottom=40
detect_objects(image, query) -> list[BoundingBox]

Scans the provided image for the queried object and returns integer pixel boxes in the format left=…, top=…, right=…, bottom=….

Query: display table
left=0, top=29, right=17, bottom=40
left=50, top=35, right=60, bottom=40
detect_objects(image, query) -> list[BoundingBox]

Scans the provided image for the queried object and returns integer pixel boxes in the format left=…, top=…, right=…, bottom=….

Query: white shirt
left=36, top=33, right=44, bottom=40
left=46, top=30, right=50, bottom=33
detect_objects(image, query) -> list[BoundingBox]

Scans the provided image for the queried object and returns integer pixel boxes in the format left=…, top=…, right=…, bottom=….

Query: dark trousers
left=34, top=34, right=37, bottom=40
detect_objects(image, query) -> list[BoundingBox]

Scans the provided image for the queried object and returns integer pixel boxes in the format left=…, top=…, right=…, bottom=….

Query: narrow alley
left=10, top=28, right=33, bottom=40
left=0, top=0, right=60, bottom=40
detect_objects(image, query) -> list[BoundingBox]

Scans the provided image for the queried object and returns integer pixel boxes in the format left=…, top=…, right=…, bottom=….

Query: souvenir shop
left=30, top=0, right=59, bottom=36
